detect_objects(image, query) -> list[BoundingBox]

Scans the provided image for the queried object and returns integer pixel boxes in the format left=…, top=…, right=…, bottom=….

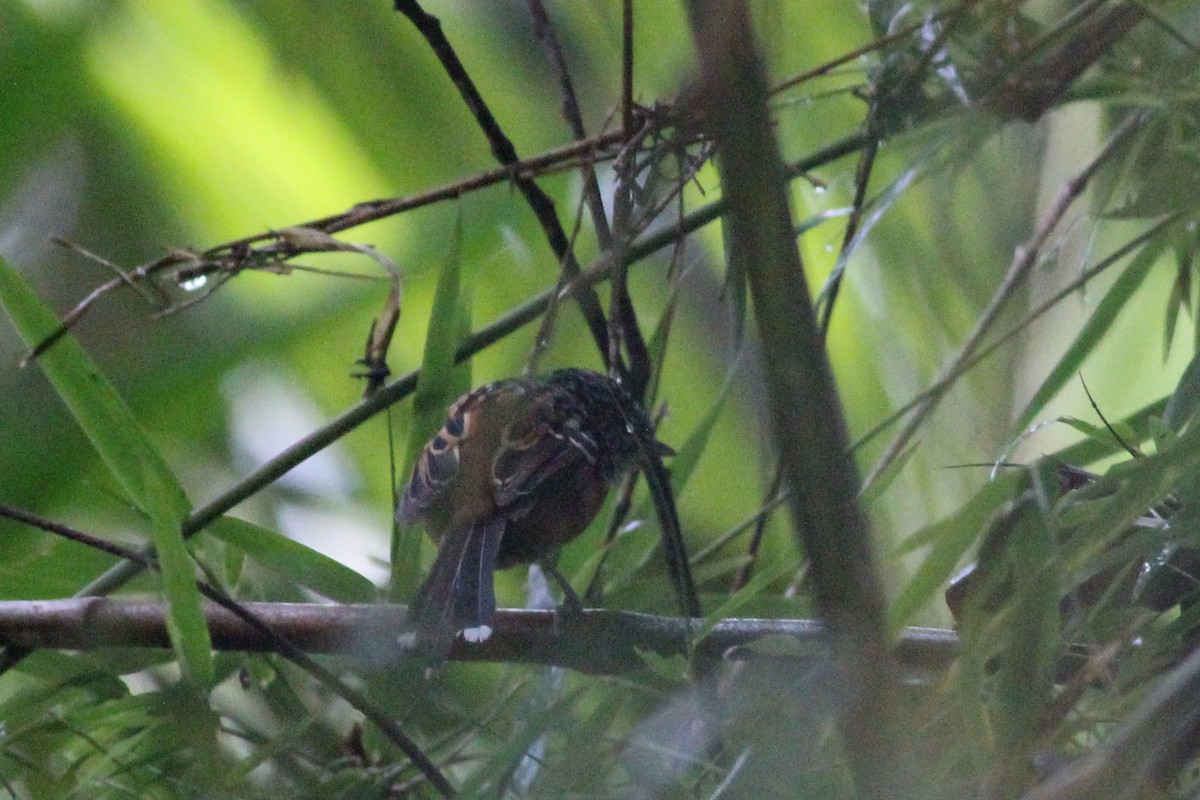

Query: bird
left=397, top=367, right=670, bottom=652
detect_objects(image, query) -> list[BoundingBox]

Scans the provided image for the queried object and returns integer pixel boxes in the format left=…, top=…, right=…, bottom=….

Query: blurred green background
left=0, top=0, right=1188, bottom=625
left=5, top=2, right=1200, bottom=798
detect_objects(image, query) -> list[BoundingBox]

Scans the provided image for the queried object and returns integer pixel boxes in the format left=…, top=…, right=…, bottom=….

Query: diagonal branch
left=52, top=132, right=872, bottom=614
left=0, top=502, right=454, bottom=797
left=25, top=131, right=625, bottom=363
left=393, top=0, right=616, bottom=367
left=862, top=111, right=1147, bottom=491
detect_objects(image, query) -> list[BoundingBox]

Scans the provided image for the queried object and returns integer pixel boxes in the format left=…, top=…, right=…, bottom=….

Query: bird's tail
left=405, top=517, right=505, bottom=656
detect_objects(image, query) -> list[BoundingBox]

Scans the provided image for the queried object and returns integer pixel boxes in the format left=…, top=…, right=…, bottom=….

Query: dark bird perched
left=397, top=368, right=670, bottom=651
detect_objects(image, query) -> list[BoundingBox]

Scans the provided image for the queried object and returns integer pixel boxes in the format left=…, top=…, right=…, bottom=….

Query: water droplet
left=179, top=274, right=208, bottom=292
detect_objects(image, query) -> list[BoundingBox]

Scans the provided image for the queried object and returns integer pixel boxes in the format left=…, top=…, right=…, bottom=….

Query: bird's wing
left=396, top=390, right=477, bottom=523
left=491, top=390, right=599, bottom=508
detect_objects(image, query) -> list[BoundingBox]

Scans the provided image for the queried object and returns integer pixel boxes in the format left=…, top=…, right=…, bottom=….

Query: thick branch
left=688, top=2, right=909, bottom=797
left=0, top=599, right=960, bottom=676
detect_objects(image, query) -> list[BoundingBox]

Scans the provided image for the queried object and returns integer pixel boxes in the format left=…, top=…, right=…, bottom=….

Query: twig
left=1079, top=374, right=1140, bottom=458
left=393, top=0, right=615, bottom=368
left=525, top=0, right=613, bottom=248
left=851, top=214, right=1179, bottom=456
left=769, top=13, right=942, bottom=96
left=522, top=0, right=656, bottom=400
left=23, top=131, right=625, bottom=363
left=732, top=461, right=785, bottom=592
left=622, top=0, right=634, bottom=138
left=0, top=502, right=454, bottom=797
left=525, top=178, right=591, bottom=376
left=862, top=111, right=1147, bottom=491
left=274, top=227, right=403, bottom=396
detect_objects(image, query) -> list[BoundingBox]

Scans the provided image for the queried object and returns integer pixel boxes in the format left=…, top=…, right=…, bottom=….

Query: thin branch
left=523, top=0, right=657, bottom=398
left=0, top=597, right=962, bottom=677
left=819, top=130, right=877, bottom=332
left=0, top=502, right=454, bottom=797
left=393, top=0, right=615, bottom=368
left=525, top=0, right=613, bottom=247
left=977, top=2, right=1146, bottom=122
left=273, top=227, right=403, bottom=396
left=862, top=111, right=1148, bottom=491
left=1079, top=374, right=1140, bottom=458
left=55, top=131, right=874, bottom=610
left=24, top=130, right=625, bottom=362
left=853, top=212, right=1179, bottom=459
left=622, top=0, right=634, bottom=138
left=732, top=461, right=785, bottom=592
left=769, top=14, right=939, bottom=96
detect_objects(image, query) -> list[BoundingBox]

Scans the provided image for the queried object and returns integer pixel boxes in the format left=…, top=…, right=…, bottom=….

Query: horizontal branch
left=0, top=599, right=959, bottom=676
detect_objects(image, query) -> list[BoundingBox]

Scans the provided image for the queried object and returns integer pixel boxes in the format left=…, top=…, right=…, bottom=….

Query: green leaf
left=634, top=648, right=692, bottom=683
left=720, top=212, right=749, bottom=348
left=991, top=497, right=1059, bottom=769
left=1054, top=396, right=1167, bottom=465
left=696, top=558, right=800, bottom=642
left=1016, top=237, right=1166, bottom=430
left=0, top=256, right=212, bottom=687
left=1059, top=416, right=1136, bottom=451
left=888, top=469, right=1025, bottom=631
left=644, top=283, right=680, bottom=409
left=1164, top=347, right=1200, bottom=431
left=815, top=134, right=949, bottom=325
left=859, top=439, right=919, bottom=507
left=206, top=516, right=377, bottom=602
left=1161, top=225, right=1192, bottom=361
left=669, top=358, right=739, bottom=496
left=1057, top=421, right=1200, bottom=571
left=391, top=213, right=472, bottom=599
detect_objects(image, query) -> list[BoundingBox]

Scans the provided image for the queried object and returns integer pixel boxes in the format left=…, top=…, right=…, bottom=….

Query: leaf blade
left=206, top=516, right=378, bottom=603
left=1015, top=237, right=1165, bottom=430
left=0, top=257, right=212, bottom=686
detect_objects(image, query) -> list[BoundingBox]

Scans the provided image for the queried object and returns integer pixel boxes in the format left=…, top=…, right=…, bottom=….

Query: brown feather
left=397, top=369, right=665, bottom=652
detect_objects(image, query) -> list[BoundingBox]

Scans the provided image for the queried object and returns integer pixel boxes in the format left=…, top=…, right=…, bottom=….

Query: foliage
left=1, top=0, right=1199, bottom=798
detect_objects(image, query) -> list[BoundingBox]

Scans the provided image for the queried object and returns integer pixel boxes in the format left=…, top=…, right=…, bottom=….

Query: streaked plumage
left=398, top=368, right=667, bottom=652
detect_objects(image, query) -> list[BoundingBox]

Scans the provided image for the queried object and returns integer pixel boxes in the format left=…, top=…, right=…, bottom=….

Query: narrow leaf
left=0, top=256, right=211, bottom=686
left=991, top=498, right=1059, bottom=772
left=1164, top=347, right=1200, bottom=431
left=206, top=516, right=377, bottom=602
left=669, top=356, right=740, bottom=496
left=889, top=469, right=1025, bottom=631
left=1016, top=237, right=1166, bottom=430
left=391, top=214, right=471, bottom=598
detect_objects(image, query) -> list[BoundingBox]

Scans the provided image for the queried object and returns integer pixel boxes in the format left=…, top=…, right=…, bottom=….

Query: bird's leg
left=538, top=558, right=585, bottom=619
